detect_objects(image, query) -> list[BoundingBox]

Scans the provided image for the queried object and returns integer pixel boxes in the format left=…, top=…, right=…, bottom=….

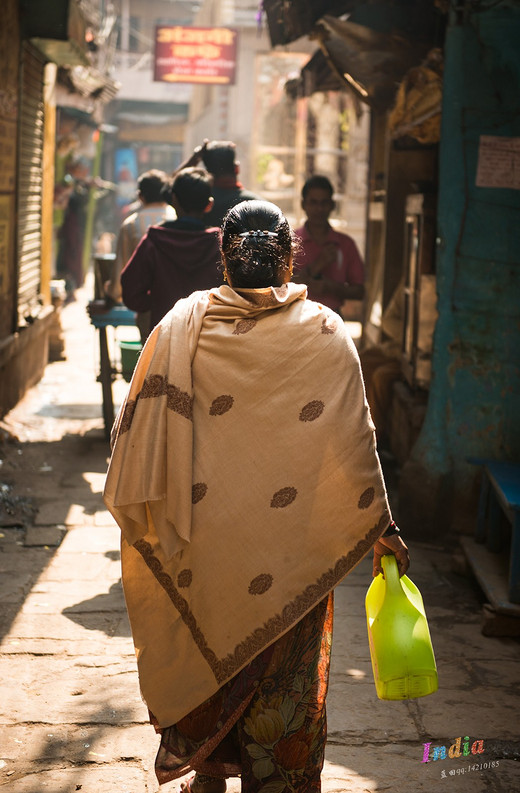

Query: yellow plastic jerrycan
left=365, top=554, right=438, bottom=700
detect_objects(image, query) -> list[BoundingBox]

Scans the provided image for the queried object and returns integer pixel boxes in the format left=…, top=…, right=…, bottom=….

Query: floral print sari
left=154, top=592, right=333, bottom=791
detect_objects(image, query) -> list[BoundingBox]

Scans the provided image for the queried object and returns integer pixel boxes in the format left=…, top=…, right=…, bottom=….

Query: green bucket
left=119, top=340, right=142, bottom=382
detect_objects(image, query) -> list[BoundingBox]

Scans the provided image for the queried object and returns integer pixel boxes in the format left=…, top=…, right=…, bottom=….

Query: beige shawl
left=104, top=282, right=391, bottom=728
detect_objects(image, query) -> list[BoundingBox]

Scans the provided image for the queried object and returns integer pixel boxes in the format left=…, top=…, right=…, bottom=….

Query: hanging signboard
left=154, top=26, right=238, bottom=85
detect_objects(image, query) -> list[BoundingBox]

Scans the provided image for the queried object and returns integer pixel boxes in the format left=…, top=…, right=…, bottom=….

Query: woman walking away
left=104, top=200, right=409, bottom=792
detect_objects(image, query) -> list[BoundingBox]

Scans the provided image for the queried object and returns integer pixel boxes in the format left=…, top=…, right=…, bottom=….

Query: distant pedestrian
left=56, top=158, right=91, bottom=297
left=182, top=139, right=260, bottom=227
left=56, top=157, right=114, bottom=299
left=292, top=175, right=365, bottom=314
left=120, top=167, right=222, bottom=335
left=104, top=169, right=175, bottom=340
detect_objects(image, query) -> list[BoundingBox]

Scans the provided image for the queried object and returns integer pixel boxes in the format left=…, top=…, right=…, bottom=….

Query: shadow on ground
left=0, top=426, right=111, bottom=643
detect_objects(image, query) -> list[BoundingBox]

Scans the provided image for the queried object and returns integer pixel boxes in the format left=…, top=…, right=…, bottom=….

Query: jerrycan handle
left=381, top=554, right=401, bottom=593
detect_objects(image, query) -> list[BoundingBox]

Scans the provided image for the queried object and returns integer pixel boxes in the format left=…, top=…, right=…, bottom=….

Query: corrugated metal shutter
left=17, top=43, right=46, bottom=325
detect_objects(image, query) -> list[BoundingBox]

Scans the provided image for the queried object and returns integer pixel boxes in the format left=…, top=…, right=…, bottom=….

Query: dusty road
left=1, top=286, right=519, bottom=792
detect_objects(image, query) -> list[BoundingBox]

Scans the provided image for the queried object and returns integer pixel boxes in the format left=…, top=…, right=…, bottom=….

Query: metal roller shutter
left=17, top=42, right=46, bottom=326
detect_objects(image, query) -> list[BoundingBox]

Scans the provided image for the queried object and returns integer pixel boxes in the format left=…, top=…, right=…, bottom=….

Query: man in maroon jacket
left=121, top=168, right=223, bottom=338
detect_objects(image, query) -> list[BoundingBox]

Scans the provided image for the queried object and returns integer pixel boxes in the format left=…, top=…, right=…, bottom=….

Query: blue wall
left=400, top=5, right=520, bottom=530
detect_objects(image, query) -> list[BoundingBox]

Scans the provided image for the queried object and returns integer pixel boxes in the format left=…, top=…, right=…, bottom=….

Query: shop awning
left=20, top=0, right=91, bottom=66
left=263, top=0, right=355, bottom=47
left=264, top=0, right=444, bottom=109
left=21, top=0, right=120, bottom=107
left=284, top=49, right=344, bottom=100
left=57, top=65, right=120, bottom=104
left=308, top=15, right=434, bottom=108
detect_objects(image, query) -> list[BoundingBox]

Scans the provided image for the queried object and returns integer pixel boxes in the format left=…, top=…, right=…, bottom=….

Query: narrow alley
left=0, top=285, right=519, bottom=793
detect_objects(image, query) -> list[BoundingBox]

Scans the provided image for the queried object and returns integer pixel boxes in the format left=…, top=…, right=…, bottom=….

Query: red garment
left=121, top=224, right=223, bottom=330
left=293, top=223, right=365, bottom=312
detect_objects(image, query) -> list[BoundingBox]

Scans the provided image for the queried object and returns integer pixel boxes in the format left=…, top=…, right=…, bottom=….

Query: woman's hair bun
left=221, top=200, right=295, bottom=289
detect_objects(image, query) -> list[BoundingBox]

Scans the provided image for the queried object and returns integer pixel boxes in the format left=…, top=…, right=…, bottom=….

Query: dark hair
left=301, top=174, right=334, bottom=201
left=137, top=169, right=168, bottom=204
left=165, top=167, right=213, bottom=214
left=202, top=140, right=236, bottom=177
left=221, top=200, right=296, bottom=288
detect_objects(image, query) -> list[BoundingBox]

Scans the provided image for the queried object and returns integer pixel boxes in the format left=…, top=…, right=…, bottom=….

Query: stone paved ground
left=1, top=286, right=519, bottom=793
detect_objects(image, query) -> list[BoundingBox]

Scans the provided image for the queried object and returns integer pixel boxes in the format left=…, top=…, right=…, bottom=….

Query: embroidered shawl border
left=118, top=373, right=193, bottom=435
left=134, top=515, right=387, bottom=684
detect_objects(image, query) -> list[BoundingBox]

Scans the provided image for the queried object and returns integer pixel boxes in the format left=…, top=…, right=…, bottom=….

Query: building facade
left=263, top=0, right=520, bottom=539
left=0, top=0, right=116, bottom=417
left=102, top=0, right=197, bottom=228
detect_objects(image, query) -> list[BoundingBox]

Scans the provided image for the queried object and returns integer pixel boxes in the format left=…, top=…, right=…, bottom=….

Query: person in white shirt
left=105, top=169, right=175, bottom=339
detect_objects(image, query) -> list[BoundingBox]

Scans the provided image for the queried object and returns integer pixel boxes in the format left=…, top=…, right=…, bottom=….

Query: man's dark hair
left=168, top=167, right=212, bottom=214
left=137, top=170, right=168, bottom=204
left=301, top=174, right=334, bottom=201
left=202, top=141, right=237, bottom=177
